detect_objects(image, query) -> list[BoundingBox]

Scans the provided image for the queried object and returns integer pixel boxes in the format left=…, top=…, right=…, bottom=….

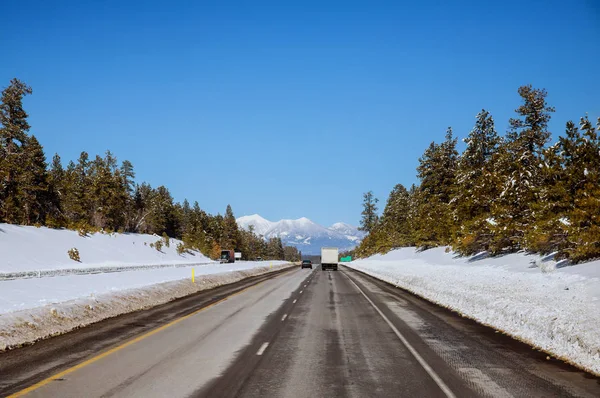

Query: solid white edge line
left=293, top=299, right=297, bottom=304
left=344, top=274, right=457, bottom=398
left=256, top=342, right=269, bottom=356
left=281, top=314, right=288, bottom=321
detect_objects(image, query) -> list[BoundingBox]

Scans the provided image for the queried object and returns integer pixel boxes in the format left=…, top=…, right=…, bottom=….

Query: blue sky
left=1, top=0, right=599, bottom=226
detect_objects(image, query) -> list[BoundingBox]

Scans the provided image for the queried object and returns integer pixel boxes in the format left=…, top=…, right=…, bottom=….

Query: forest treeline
left=0, top=78, right=300, bottom=262
left=357, top=85, right=600, bottom=264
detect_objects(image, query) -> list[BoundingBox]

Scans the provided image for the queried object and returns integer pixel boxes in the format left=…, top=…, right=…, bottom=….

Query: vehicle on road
left=301, top=259, right=313, bottom=269
left=235, top=252, right=242, bottom=261
left=220, top=250, right=235, bottom=263
left=321, top=247, right=338, bottom=271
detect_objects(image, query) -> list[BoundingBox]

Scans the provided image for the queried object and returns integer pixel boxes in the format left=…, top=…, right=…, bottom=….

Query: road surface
left=1, top=265, right=599, bottom=397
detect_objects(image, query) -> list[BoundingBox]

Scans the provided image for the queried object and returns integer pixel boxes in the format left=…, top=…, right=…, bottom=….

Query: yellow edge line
left=8, top=277, right=273, bottom=397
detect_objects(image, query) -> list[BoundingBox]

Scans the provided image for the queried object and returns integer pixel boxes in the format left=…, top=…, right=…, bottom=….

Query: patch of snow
left=345, top=247, right=600, bottom=375
left=0, top=224, right=211, bottom=273
left=0, top=261, right=291, bottom=350
left=559, top=217, right=571, bottom=226
left=0, top=223, right=293, bottom=349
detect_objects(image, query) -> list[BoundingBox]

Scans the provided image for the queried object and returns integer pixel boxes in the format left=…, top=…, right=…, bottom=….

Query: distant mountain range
left=236, top=215, right=365, bottom=255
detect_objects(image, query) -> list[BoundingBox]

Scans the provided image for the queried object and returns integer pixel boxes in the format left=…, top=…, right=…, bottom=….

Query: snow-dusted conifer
left=567, top=116, right=600, bottom=262
left=453, top=110, right=501, bottom=254
left=489, top=85, right=554, bottom=253
left=413, top=128, right=458, bottom=248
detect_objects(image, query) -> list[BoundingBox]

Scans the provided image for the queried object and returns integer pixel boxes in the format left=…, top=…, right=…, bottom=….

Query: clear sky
left=1, top=0, right=599, bottom=226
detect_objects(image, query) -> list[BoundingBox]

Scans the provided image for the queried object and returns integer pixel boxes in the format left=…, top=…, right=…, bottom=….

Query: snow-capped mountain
left=329, top=222, right=366, bottom=242
left=236, top=215, right=364, bottom=254
left=236, top=214, right=275, bottom=236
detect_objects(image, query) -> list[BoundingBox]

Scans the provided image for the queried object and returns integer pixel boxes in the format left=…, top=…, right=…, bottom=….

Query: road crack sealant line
left=342, top=271, right=457, bottom=398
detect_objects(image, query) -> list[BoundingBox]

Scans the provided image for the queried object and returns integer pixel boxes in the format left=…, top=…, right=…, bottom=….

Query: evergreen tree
left=220, top=204, right=238, bottom=249
left=525, top=121, right=579, bottom=254
left=62, top=152, right=91, bottom=226
left=46, top=153, right=66, bottom=226
left=490, top=85, right=555, bottom=253
left=18, top=136, right=49, bottom=224
left=181, top=199, right=192, bottom=235
left=120, top=160, right=135, bottom=194
left=359, top=191, right=379, bottom=233
left=380, top=184, right=413, bottom=247
left=453, top=110, right=501, bottom=254
left=267, top=237, right=285, bottom=259
left=566, top=116, right=600, bottom=262
left=413, top=128, right=458, bottom=247
left=147, top=185, right=178, bottom=236
left=0, top=78, right=32, bottom=222
left=357, top=183, right=414, bottom=257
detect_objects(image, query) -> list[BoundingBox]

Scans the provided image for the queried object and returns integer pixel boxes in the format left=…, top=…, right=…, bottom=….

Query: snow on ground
left=0, top=223, right=292, bottom=350
left=345, top=247, right=600, bottom=375
left=0, top=261, right=290, bottom=350
left=0, top=223, right=211, bottom=273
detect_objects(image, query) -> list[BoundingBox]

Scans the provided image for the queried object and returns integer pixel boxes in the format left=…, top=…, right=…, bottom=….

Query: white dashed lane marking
left=256, top=342, right=269, bottom=356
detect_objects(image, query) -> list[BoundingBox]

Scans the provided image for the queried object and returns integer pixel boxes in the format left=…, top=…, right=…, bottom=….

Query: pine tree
left=18, top=136, right=49, bottom=224
left=525, top=121, right=578, bottom=254
left=86, top=152, right=128, bottom=230
left=377, top=184, right=413, bottom=250
left=120, top=160, right=135, bottom=194
left=0, top=78, right=33, bottom=222
left=46, top=153, right=66, bottom=226
left=566, top=116, right=600, bottom=262
left=62, top=152, right=91, bottom=226
left=453, top=110, right=501, bottom=254
left=181, top=198, right=192, bottom=235
left=413, top=128, right=458, bottom=247
left=221, top=204, right=239, bottom=249
left=359, top=191, right=379, bottom=233
left=146, top=185, right=178, bottom=236
left=490, top=85, right=555, bottom=253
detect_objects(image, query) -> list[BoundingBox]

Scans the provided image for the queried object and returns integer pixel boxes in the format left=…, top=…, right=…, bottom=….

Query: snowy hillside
left=0, top=223, right=212, bottom=273
left=345, top=248, right=600, bottom=375
left=0, top=223, right=291, bottom=349
left=236, top=215, right=364, bottom=254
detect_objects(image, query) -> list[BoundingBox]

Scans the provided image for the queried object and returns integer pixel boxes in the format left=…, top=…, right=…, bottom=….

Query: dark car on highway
left=301, top=260, right=312, bottom=269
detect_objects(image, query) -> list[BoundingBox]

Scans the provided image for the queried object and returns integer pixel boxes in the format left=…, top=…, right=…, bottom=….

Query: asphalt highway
left=1, top=265, right=599, bottom=397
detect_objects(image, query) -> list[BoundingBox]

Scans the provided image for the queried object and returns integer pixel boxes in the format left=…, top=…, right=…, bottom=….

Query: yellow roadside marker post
left=192, top=268, right=195, bottom=283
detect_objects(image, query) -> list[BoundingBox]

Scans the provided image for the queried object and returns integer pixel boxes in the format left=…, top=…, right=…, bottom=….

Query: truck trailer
left=321, top=247, right=339, bottom=271
left=220, top=250, right=235, bottom=263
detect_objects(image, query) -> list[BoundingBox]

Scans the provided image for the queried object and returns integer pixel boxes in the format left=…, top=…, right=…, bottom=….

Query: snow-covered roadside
left=0, top=223, right=293, bottom=350
left=345, top=248, right=600, bottom=375
left=0, top=261, right=291, bottom=350
left=0, top=223, right=211, bottom=272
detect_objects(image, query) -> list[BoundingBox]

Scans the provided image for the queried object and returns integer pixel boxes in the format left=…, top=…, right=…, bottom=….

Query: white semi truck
left=321, top=247, right=339, bottom=271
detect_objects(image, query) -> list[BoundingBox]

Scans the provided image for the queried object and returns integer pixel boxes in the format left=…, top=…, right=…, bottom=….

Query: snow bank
left=0, top=223, right=293, bottom=349
left=0, top=223, right=211, bottom=273
left=345, top=247, right=600, bottom=375
left=0, top=262, right=291, bottom=350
